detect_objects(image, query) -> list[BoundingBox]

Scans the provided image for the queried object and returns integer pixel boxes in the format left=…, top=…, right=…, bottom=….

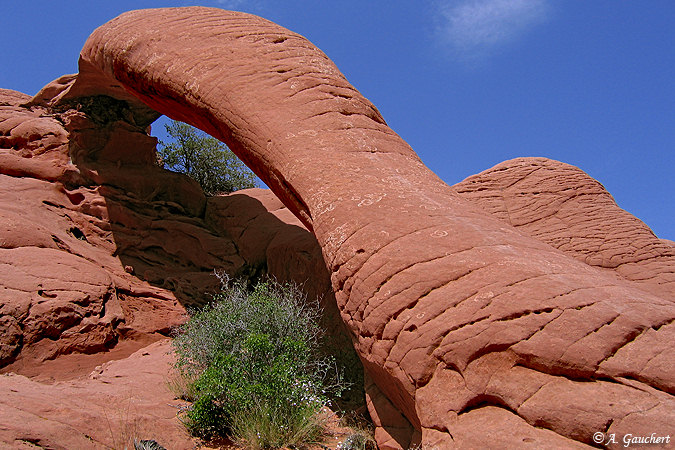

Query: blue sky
left=2, top=1, right=673, bottom=239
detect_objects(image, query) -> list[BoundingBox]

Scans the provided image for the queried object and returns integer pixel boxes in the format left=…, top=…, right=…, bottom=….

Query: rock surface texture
left=1, top=6, right=673, bottom=449
left=454, top=157, right=675, bottom=299
left=0, top=340, right=194, bottom=449
left=0, top=86, right=354, bottom=446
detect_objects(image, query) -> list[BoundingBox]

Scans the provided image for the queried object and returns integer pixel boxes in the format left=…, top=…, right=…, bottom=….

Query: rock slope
left=0, top=340, right=194, bottom=449
left=454, top=157, right=675, bottom=299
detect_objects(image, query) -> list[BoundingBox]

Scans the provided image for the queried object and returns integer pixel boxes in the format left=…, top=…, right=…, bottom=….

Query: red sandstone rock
left=453, top=157, right=675, bottom=299
left=0, top=90, right=185, bottom=370
left=1, top=83, right=359, bottom=446
left=1, top=86, right=347, bottom=374
left=56, top=8, right=673, bottom=448
left=1, top=6, right=673, bottom=448
left=0, top=340, right=196, bottom=449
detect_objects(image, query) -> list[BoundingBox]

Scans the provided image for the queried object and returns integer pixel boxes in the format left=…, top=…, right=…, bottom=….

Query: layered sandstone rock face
left=454, top=157, right=675, bottom=299
left=1, top=6, right=673, bottom=449
left=2, top=87, right=200, bottom=370
left=0, top=86, right=352, bottom=446
left=0, top=84, right=345, bottom=370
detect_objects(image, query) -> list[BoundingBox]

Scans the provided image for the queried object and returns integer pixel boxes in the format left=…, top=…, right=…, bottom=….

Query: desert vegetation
left=158, top=122, right=373, bottom=448
left=170, top=274, right=371, bottom=449
left=157, top=120, right=257, bottom=195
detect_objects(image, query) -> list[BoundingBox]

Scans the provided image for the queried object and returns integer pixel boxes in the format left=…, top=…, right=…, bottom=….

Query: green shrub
left=172, top=275, right=345, bottom=447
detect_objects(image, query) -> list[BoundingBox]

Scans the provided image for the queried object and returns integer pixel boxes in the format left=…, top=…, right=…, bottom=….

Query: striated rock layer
left=1, top=80, right=353, bottom=369
left=454, top=157, right=675, bottom=299
left=3, top=6, right=674, bottom=448
left=0, top=85, right=359, bottom=445
left=0, top=340, right=195, bottom=449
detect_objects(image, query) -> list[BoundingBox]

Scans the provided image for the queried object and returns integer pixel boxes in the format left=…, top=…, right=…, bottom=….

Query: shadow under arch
left=48, top=91, right=367, bottom=410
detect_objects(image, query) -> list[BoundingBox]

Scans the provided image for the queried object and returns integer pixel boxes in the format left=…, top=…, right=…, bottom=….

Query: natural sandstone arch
left=36, top=7, right=674, bottom=448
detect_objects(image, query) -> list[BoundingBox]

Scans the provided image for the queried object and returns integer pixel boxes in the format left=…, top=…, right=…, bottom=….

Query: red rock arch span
left=43, top=7, right=673, bottom=448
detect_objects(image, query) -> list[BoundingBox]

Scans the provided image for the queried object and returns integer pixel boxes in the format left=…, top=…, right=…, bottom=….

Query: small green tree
left=157, top=120, right=257, bottom=195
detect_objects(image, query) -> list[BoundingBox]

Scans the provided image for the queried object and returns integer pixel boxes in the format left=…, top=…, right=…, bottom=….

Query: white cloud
left=437, top=0, right=549, bottom=61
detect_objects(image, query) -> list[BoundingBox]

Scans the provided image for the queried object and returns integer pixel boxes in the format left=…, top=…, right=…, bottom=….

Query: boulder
left=0, top=340, right=196, bottom=449
left=454, top=157, right=675, bottom=299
